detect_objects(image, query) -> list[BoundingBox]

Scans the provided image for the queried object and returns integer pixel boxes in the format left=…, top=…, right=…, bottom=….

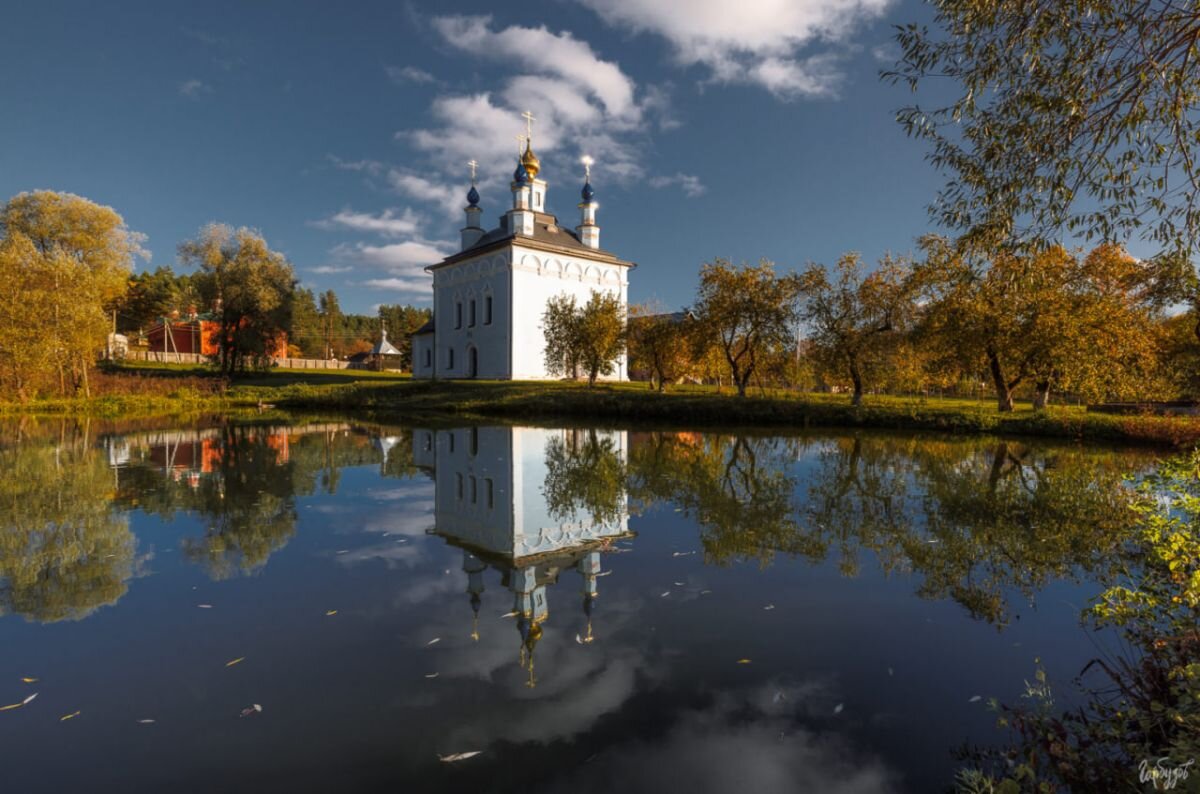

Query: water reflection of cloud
left=543, top=681, right=900, bottom=794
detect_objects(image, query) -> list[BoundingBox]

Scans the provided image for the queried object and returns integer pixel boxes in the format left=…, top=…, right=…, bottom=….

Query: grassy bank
left=4, top=363, right=1198, bottom=448
left=243, top=377, right=1200, bottom=448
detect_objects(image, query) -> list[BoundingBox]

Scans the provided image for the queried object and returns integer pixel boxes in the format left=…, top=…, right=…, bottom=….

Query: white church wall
left=431, top=251, right=513, bottom=379
left=412, top=335, right=434, bottom=379
left=509, top=244, right=630, bottom=381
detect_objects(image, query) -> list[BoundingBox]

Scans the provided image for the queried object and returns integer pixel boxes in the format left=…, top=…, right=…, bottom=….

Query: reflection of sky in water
left=0, top=421, right=1147, bottom=793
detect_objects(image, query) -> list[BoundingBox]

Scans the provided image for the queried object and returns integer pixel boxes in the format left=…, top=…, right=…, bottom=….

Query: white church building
left=411, top=129, right=634, bottom=380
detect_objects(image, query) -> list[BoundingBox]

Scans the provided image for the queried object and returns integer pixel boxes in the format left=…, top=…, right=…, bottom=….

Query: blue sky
left=1, top=0, right=951, bottom=314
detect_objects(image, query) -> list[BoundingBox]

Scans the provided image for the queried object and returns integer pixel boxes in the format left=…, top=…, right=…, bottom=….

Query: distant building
left=146, top=314, right=287, bottom=359
left=412, top=116, right=634, bottom=380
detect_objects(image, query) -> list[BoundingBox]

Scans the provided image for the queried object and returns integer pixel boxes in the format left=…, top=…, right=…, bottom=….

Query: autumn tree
left=320, top=290, right=341, bottom=359
left=542, top=290, right=626, bottom=386
left=179, top=224, right=295, bottom=375
left=887, top=0, right=1200, bottom=339
left=915, top=237, right=1160, bottom=410
left=627, top=302, right=695, bottom=391
left=693, top=259, right=802, bottom=397
left=798, top=253, right=915, bottom=405
left=0, top=191, right=147, bottom=398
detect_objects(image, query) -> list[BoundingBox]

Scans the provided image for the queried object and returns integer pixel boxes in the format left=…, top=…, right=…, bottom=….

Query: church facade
left=411, top=136, right=634, bottom=380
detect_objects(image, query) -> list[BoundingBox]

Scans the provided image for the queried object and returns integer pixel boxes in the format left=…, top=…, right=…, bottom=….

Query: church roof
left=429, top=211, right=634, bottom=271
left=411, top=318, right=435, bottom=335
left=371, top=332, right=402, bottom=356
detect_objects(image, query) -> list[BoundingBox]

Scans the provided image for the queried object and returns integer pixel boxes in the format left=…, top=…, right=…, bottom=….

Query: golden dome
left=521, top=141, right=541, bottom=180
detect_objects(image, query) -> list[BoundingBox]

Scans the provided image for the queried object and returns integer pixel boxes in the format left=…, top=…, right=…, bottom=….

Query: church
left=411, top=119, right=634, bottom=380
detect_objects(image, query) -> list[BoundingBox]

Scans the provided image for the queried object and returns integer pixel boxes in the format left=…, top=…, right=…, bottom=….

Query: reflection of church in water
left=413, top=427, right=631, bottom=687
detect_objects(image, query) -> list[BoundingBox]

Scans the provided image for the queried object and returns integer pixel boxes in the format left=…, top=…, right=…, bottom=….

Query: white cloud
left=307, top=265, right=353, bottom=274
left=576, top=0, right=893, bottom=99
left=396, top=15, right=669, bottom=204
left=178, top=79, right=212, bottom=98
left=328, top=155, right=386, bottom=177
left=648, top=172, right=707, bottom=198
left=312, top=208, right=423, bottom=237
left=386, top=65, right=438, bottom=85
left=328, top=237, right=454, bottom=299
left=432, top=15, right=637, bottom=118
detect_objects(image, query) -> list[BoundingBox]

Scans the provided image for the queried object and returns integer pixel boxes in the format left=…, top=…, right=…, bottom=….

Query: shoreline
left=5, top=375, right=1198, bottom=449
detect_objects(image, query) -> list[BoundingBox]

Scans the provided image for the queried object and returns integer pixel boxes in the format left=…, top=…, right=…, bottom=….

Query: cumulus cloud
left=648, top=172, right=707, bottom=198
left=178, top=79, right=212, bottom=98
left=398, top=15, right=669, bottom=200
left=386, top=65, right=438, bottom=85
left=312, top=208, right=422, bottom=237
left=576, top=0, right=893, bottom=99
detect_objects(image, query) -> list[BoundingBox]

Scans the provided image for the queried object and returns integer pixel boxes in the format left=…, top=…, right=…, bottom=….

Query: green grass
left=5, top=362, right=1198, bottom=448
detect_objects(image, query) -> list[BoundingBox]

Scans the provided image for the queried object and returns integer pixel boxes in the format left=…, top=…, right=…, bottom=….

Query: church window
left=484, top=295, right=492, bottom=325
left=455, top=302, right=462, bottom=329
left=469, top=300, right=476, bottom=327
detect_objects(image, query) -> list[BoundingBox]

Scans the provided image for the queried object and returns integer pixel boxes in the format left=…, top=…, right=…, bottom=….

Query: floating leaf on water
left=671, top=551, right=695, bottom=557
left=197, top=604, right=213, bottom=609
left=60, top=711, right=80, bottom=722
left=736, top=659, right=752, bottom=665
left=673, top=582, right=684, bottom=586
left=438, top=751, right=482, bottom=763
left=225, top=657, right=245, bottom=668
left=968, top=695, right=982, bottom=703
left=500, top=611, right=519, bottom=619
left=833, top=703, right=844, bottom=715
left=763, top=604, right=775, bottom=611
left=660, top=591, right=670, bottom=598
left=700, top=590, right=713, bottom=595
left=575, top=634, right=583, bottom=644
left=0, top=692, right=37, bottom=712
left=137, top=719, right=156, bottom=724
left=239, top=704, right=263, bottom=718
left=20, top=678, right=37, bottom=684
left=424, top=673, right=439, bottom=679
left=336, top=550, right=349, bottom=555
left=325, top=610, right=338, bottom=616
left=595, top=570, right=612, bottom=577
left=426, top=638, right=441, bottom=646
left=887, top=667, right=894, bottom=677
left=772, top=691, right=786, bottom=704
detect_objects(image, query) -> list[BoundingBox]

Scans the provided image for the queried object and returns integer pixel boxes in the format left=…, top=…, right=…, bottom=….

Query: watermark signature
left=1139, top=757, right=1195, bottom=791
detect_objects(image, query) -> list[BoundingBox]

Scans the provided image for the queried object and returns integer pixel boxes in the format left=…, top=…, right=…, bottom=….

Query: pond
left=0, top=417, right=1156, bottom=792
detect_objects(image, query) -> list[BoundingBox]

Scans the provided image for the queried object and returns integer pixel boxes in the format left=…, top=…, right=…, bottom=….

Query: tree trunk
left=1032, top=380, right=1051, bottom=410
left=987, top=348, right=1015, bottom=412
left=849, top=355, right=864, bottom=407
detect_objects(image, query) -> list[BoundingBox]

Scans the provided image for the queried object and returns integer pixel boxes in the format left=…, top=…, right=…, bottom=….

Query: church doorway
left=467, top=345, right=478, bottom=378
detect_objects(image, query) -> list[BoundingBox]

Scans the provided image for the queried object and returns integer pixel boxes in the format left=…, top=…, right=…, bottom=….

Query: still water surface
left=0, top=418, right=1152, bottom=792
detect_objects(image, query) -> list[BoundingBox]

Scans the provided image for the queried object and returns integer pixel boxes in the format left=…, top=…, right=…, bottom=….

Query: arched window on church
left=484, top=295, right=492, bottom=325
left=455, top=302, right=462, bottom=329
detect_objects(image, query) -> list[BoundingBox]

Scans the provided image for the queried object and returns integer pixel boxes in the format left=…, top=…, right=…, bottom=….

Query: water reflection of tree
left=802, top=436, right=1137, bottom=626
left=628, top=432, right=821, bottom=565
left=543, top=429, right=626, bottom=526
left=0, top=421, right=138, bottom=622
left=627, top=431, right=1144, bottom=626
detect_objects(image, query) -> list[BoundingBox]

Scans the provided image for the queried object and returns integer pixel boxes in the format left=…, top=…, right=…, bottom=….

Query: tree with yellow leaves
left=0, top=191, right=146, bottom=399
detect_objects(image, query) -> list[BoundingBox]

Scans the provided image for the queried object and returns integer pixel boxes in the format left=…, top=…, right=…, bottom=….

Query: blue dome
left=581, top=181, right=595, bottom=202
left=513, top=161, right=529, bottom=185
left=467, top=185, right=480, bottom=206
